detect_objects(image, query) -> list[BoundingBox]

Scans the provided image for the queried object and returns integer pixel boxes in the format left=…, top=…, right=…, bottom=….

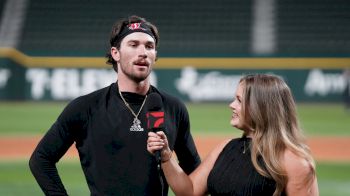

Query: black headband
left=114, top=22, right=156, bottom=45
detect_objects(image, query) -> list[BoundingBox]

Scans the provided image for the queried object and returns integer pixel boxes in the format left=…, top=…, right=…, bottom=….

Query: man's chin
left=131, top=74, right=149, bottom=83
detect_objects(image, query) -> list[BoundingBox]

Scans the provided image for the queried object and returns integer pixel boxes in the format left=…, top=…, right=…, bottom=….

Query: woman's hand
left=147, top=131, right=172, bottom=162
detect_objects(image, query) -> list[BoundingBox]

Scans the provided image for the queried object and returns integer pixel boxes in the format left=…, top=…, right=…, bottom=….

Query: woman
left=147, top=74, right=319, bottom=196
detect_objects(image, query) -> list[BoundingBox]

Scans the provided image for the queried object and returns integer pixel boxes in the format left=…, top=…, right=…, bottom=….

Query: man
left=29, top=15, right=201, bottom=195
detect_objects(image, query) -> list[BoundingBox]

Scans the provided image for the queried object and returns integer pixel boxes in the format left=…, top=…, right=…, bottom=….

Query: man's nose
left=138, top=46, right=147, bottom=58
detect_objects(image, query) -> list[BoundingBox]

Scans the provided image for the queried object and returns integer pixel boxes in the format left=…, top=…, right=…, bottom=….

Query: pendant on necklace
left=243, top=140, right=246, bottom=154
left=130, top=118, right=144, bottom=132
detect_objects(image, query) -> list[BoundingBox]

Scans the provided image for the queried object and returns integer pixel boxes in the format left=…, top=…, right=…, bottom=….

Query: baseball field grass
left=0, top=101, right=349, bottom=195
left=0, top=161, right=349, bottom=196
left=0, top=102, right=349, bottom=136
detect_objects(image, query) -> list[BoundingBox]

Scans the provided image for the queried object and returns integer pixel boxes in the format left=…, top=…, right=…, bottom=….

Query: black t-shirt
left=29, top=83, right=201, bottom=196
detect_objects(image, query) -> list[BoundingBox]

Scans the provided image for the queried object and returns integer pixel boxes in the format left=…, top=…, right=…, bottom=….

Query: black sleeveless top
left=207, top=137, right=277, bottom=196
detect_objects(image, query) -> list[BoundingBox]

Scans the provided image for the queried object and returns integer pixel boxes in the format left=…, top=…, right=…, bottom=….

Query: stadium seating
left=1, top=0, right=347, bottom=57
left=17, top=0, right=253, bottom=57
left=277, top=0, right=350, bottom=56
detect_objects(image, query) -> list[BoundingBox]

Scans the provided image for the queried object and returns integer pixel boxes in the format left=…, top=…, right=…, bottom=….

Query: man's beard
left=129, top=73, right=149, bottom=83
left=122, top=67, right=151, bottom=83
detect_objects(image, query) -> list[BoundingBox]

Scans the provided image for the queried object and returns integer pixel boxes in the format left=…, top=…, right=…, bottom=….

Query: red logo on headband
left=128, top=23, right=143, bottom=30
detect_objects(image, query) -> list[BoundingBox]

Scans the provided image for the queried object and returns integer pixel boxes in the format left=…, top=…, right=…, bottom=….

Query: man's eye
left=146, top=45, right=154, bottom=49
left=129, top=43, right=137, bottom=47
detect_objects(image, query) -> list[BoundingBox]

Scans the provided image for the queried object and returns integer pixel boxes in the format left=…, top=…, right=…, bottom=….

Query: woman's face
left=229, top=82, right=249, bottom=132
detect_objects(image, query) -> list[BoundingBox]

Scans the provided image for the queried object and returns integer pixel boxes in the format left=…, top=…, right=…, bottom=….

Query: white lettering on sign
left=26, top=68, right=157, bottom=100
left=26, top=69, right=50, bottom=99
left=26, top=68, right=116, bottom=100
left=175, top=67, right=240, bottom=102
left=304, top=69, right=346, bottom=96
left=0, top=68, right=11, bottom=88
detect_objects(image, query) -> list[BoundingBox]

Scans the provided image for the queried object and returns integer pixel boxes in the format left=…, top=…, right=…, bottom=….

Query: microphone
left=146, top=93, right=164, bottom=166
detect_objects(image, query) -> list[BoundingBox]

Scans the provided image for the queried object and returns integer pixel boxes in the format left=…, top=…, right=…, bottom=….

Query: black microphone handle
left=151, top=127, right=163, bottom=166
left=152, top=127, right=164, bottom=165
left=155, top=150, right=161, bottom=165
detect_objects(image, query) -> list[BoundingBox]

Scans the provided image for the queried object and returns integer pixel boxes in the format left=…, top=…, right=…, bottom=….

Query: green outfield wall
left=0, top=48, right=349, bottom=102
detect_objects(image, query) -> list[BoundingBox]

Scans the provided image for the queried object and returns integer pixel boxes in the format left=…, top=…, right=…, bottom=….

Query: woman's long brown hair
left=240, top=74, right=315, bottom=196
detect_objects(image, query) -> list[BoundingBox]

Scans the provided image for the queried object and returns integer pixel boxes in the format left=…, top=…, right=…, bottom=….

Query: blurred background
left=0, top=0, right=349, bottom=195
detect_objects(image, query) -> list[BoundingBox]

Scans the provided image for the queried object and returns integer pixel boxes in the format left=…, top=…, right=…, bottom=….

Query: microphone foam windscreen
left=146, top=93, right=163, bottom=111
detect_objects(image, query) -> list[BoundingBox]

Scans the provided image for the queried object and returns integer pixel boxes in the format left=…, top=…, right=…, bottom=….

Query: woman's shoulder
left=283, top=149, right=312, bottom=175
left=205, top=138, right=235, bottom=160
left=283, top=149, right=318, bottom=195
left=216, top=139, right=233, bottom=152
left=196, top=138, right=232, bottom=173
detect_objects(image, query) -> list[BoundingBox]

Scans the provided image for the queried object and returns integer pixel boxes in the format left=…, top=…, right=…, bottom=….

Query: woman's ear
left=111, top=47, right=120, bottom=62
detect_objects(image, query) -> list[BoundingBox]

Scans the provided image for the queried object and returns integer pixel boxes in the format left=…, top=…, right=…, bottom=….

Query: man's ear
left=111, top=47, right=120, bottom=62
left=155, top=50, right=158, bottom=61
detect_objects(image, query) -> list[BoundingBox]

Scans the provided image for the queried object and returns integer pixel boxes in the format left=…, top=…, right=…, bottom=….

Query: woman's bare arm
left=147, top=131, right=230, bottom=196
left=284, top=150, right=319, bottom=196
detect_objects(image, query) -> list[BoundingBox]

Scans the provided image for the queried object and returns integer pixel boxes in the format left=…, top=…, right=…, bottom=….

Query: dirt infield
left=1, top=136, right=350, bottom=162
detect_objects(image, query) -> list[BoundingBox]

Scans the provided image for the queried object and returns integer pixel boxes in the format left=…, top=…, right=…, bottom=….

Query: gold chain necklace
left=118, top=89, right=148, bottom=131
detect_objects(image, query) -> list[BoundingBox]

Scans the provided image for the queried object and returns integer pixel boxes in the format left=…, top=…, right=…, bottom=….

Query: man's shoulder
left=66, top=84, right=113, bottom=111
left=80, top=84, right=111, bottom=100
left=56, top=84, right=114, bottom=124
left=152, top=87, right=186, bottom=107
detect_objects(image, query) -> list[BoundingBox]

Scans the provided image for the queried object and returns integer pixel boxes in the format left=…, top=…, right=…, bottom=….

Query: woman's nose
left=229, top=101, right=234, bottom=109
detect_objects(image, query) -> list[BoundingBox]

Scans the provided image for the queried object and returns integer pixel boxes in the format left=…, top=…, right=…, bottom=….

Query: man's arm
left=29, top=122, right=74, bottom=195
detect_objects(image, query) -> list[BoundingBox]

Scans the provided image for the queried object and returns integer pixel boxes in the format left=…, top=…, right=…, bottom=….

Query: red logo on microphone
left=147, top=111, right=164, bottom=128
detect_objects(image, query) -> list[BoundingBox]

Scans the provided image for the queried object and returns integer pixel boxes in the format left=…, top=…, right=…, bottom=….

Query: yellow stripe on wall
left=1, top=47, right=349, bottom=69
